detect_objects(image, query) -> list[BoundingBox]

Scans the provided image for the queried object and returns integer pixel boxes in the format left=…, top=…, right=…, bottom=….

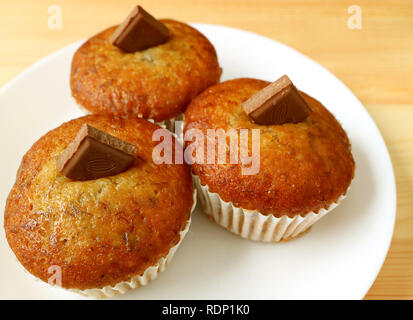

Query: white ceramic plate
left=0, top=24, right=396, bottom=300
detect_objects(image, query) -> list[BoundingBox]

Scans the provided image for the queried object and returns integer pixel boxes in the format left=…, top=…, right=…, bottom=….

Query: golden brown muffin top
left=184, top=78, right=355, bottom=217
left=5, top=115, right=193, bottom=290
left=71, top=20, right=222, bottom=122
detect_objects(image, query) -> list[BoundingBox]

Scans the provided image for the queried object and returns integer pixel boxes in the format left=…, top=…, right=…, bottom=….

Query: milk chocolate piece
left=242, top=75, right=311, bottom=125
left=110, top=5, right=170, bottom=53
left=57, top=124, right=136, bottom=181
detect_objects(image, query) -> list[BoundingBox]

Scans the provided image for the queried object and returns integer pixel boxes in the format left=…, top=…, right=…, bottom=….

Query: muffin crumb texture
left=71, top=20, right=222, bottom=121
left=184, top=78, right=355, bottom=217
left=5, top=115, right=193, bottom=290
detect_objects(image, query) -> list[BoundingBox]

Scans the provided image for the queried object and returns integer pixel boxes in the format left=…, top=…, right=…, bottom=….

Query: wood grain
left=0, top=0, right=412, bottom=299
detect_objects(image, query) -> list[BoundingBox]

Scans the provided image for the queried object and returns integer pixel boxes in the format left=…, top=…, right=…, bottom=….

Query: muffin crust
left=5, top=115, right=193, bottom=290
left=71, top=20, right=222, bottom=121
left=184, top=78, right=355, bottom=217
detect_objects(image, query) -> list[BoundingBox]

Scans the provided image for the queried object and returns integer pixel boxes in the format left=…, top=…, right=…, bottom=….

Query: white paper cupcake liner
left=70, top=189, right=197, bottom=298
left=10, top=189, right=197, bottom=299
left=157, top=114, right=184, bottom=132
left=75, top=101, right=183, bottom=132
left=193, top=174, right=348, bottom=242
left=10, top=212, right=192, bottom=299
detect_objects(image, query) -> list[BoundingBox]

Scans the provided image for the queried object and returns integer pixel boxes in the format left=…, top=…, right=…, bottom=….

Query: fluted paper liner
left=69, top=189, right=196, bottom=298
left=193, top=174, right=348, bottom=242
left=76, top=102, right=183, bottom=132
left=10, top=190, right=196, bottom=298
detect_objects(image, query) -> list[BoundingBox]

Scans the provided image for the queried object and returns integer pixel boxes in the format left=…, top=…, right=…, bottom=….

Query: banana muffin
left=184, top=78, right=355, bottom=242
left=4, top=114, right=195, bottom=298
left=71, top=18, right=222, bottom=127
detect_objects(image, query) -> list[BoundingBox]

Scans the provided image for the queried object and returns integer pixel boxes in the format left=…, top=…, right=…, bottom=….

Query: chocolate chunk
left=242, top=75, right=312, bottom=125
left=110, top=5, right=170, bottom=53
left=57, top=124, right=136, bottom=181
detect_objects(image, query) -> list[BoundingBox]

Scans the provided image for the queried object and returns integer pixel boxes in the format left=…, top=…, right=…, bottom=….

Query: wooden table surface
left=0, top=0, right=412, bottom=300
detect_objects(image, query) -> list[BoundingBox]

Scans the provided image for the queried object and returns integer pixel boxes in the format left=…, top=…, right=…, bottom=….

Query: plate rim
left=0, top=23, right=397, bottom=300
left=195, top=23, right=397, bottom=299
